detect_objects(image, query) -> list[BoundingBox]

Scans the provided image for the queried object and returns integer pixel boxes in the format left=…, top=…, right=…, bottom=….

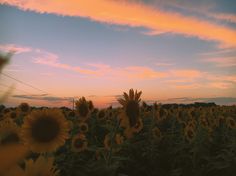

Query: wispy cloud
left=0, top=44, right=32, bottom=54
left=164, top=97, right=236, bottom=105
left=202, top=57, right=236, bottom=67
left=155, top=62, right=175, bottom=67
left=170, top=69, right=204, bottom=78
left=209, top=13, right=236, bottom=24
left=13, top=94, right=73, bottom=102
left=1, top=0, right=236, bottom=47
left=33, top=50, right=167, bottom=80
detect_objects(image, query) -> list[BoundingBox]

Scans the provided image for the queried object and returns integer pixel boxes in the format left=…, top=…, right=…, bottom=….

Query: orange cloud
left=170, top=69, right=204, bottom=78
left=1, top=0, right=236, bottom=47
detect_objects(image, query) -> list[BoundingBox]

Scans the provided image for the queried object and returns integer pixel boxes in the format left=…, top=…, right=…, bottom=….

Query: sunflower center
left=31, top=117, right=60, bottom=143
left=74, top=138, right=84, bottom=148
left=78, top=103, right=89, bottom=117
left=125, top=100, right=139, bottom=127
left=1, top=132, right=20, bottom=145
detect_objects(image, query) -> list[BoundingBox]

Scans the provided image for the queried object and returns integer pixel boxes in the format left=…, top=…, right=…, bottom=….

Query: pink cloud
left=0, top=44, right=32, bottom=54
left=173, top=84, right=202, bottom=89
left=1, top=0, right=236, bottom=47
left=33, top=50, right=167, bottom=80
left=155, top=62, right=175, bottom=67
left=207, top=82, right=233, bottom=89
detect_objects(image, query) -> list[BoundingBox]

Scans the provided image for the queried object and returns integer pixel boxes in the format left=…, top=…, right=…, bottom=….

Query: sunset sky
left=0, top=0, right=236, bottom=108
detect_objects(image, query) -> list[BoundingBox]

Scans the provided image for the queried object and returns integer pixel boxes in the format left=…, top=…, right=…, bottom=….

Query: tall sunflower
left=118, top=89, right=142, bottom=127
left=21, top=109, right=69, bottom=153
left=75, top=97, right=90, bottom=121
left=18, top=102, right=31, bottom=115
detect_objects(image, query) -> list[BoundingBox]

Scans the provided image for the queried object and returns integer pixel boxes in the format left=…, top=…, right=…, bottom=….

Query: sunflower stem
left=107, top=117, right=120, bottom=167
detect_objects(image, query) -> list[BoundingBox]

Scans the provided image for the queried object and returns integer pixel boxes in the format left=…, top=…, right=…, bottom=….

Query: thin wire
left=1, top=72, right=49, bottom=94
left=0, top=83, right=30, bottom=94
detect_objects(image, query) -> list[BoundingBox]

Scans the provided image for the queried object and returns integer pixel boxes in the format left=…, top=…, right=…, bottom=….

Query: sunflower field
left=1, top=54, right=236, bottom=176
left=0, top=90, right=236, bottom=176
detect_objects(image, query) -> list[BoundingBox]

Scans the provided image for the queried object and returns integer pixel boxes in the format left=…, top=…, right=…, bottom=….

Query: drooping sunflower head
left=21, top=109, right=69, bottom=153
left=0, top=118, right=21, bottom=145
left=118, top=89, right=142, bottom=127
left=75, top=97, right=90, bottom=119
left=71, top=133, right=88, bottom=152
left=88, top=100, right=94, bottom=111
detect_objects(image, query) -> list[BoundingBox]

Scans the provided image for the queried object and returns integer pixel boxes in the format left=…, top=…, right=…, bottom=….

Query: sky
left=0, top=0, right=236, bottom=108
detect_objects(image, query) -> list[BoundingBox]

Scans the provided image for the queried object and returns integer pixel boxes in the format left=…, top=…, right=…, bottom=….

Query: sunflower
left=0, top=118, right=21, bottom=145
left=152, top=127, right=162, bottom=140
left=97, top=109, right=106, bottom=121
left=75, top=97, right=90, bottom=121
left=106, top=107, right=114, bottom=119
left=2, top=165, right=24, bottom=176
left=8, top=111, right=18, bottom=120
left=78, top=122, right=89, bottom=133
left=199, top=115, right=210, bottom=129
left=104, top=134, right=111, bottom=150
left=124, top=127, right=134, bottom=139
left=226, top=117, right=236, bottom=129
left=104, top=133, right=123, bottom=151
left=67, top=110, right=76, bottom=118
left=0, top=144, right=28, bottom=175
left=115, top=133, right=124, bottom=145
left=88, top=100, right=94, bottom=111
left=18, top=102, right=31, bottom=115
left=71, top=133, right=88, bottom=152
left=118, top=89, right=142, bottom=127
left=184, top=126, right=195, bottom=142
left=24, top=155, right=59, bottom=176
left=131, top=118, right=143, bottom=133
left=117, top=111, right=129, bottom=128
left=21, top=109, right=69, bottom=153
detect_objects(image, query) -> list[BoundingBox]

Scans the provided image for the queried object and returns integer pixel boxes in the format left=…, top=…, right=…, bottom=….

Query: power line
left=0, top=83, right=31, bottom=94
left=1, top=72, right=49, bottom=94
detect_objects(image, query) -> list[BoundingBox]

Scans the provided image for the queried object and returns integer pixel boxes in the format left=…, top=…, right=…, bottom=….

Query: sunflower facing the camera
left=0, top=118, right=22, bottom=145
left=21, top=109, right=69, bottom=153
